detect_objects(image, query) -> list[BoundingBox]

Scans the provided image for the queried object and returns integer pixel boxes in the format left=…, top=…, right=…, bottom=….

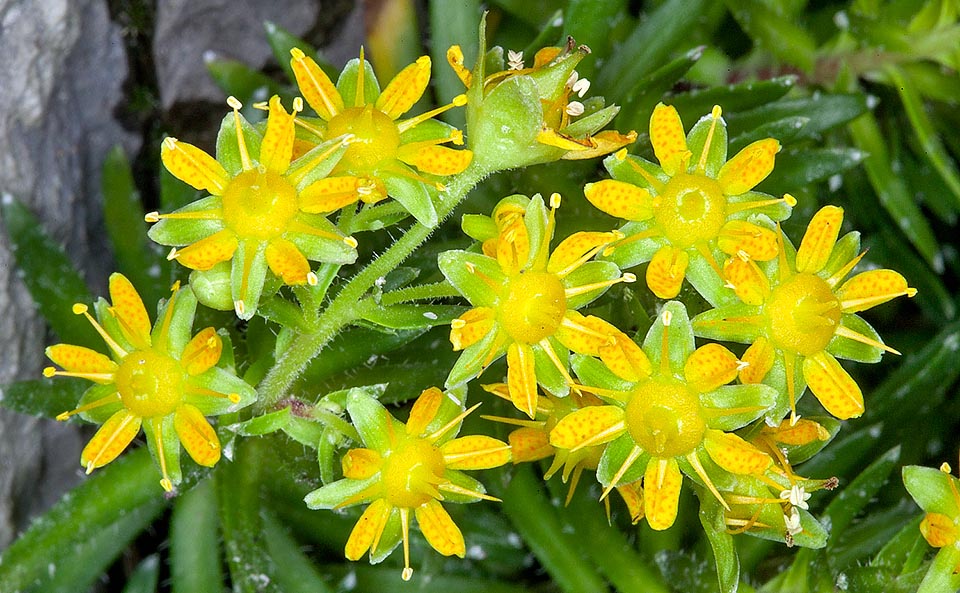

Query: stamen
left=775, top=224, right=792, bottom=283
left=227, top=96, right=253, bottom=171
left=478, top=414, right=544, bottom=428
left=565, top=465, right=584, bottom=506
left=560, top=316, right=616, bottom=344
left=437, top=482, right=501, bottom=502
left=55, top=391, right=121, bottom=421
left=387, top=164, right=447, bottom=191
left=507, top=49, right=524, bottom=70
left=572, top=77, right=591, bottom=98
left=400, top=507, right=413, bottom=581
left=694, top=241, right=724, bottom=280
left=726, top=193, right=797, bottom=215
left=287, top=134, right=356, bottom=186
left=602, top=228, right=662, bottom=257
left=834, top=325, right=901, bottom=355
left=397, top=94, right=468, bottom=133
left=566, top=101, right=585, bottom=117
left=687, top=451, right=730, bottom=510
left=725, top=508, right=766, bottom=534
left=153, top=419, right=174, bottom=492
left=43, top=368, right=115, bottom=383
left=426, top=402, right=482, bottom=443
left=563, top=273, right=635, bottom=298
left=783, top=351, right=798, bottom=426
left=154, top=282, right=182, bottom=354
left=293, top=116, right=326, bottom=140
left=599, top=445, right=643, bottom=501
left=554, top=232, right=623, bottom=278
left=144, top=209, right=222, bottom=223
left=72, top=304, right=129, bottom=358
left=188, top=385, right=242, bottom=404
left=695, top=105, right=722, bottom=174
left=570, top=419, right=626, bottom=453
left=463, top=262, right=501, bottom=291
left=307, top=272, right=319, bottom=286
left=825, top=251, right=866, bottom=288
left=355, top=47, right=366, bottom=107
left=537, top=339, right=581, bottom=396
left=840, top=289, right=917, bottom=313
left=659, top=310, right=672, bottom=374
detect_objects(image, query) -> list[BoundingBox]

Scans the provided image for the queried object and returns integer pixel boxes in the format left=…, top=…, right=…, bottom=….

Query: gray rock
left=0, top=0, right=137, bottom=548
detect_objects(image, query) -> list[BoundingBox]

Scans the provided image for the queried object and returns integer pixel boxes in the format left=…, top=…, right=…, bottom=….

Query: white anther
left=565, top=101, right=585, bottom=116
left=572, top=77, right=591, bottom=98
left=507, top=50, right=524, bottom=70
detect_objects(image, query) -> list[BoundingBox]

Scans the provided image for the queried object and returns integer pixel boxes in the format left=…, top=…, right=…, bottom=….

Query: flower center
left=115, top=349, right=186, bottom=418
left=326, top=105, right=401, bottom=173
left=498, top=271, right=568, bottom=344
left=221, top=169, right=298, bottom=240
left=382, top=437, right=446, bottom=508
left=765, top=272, right=841, bottom=356
left=654, top=173, right=726, bottom=248
left=625, top=376, right=706, bottom=458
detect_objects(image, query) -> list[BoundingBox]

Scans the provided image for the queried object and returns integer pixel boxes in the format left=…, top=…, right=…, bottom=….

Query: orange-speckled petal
left=181, top=327, right=222, bottom=376
left=507, top=342, right=538, bottom=418
left=446, top=45, right=472, bottom=87
left=722, top=256, right=769, bottom=306
left=684, top=343, right=740, bottom=393
left=803, top=351, right=864, bottom=419
left=921, top=513, right=959, bottom=548
left=547, top=231, right=620, bottom=275
left=583, top=180, right=655, bottom=221
left=259, top=95, right=295, bottom=174
left=407, top=387, right=444, bottom=436
left=649, top=103, right=689, bottom=176
left=766, top=418, right=830, bottom=446
left=80, top=409, right=142, bottom=471
left=442, top=435, right=511, bottom=470
left=796, top=206, right=843, bottom=274
left=646, top=245, right=689, bottom=299
left=616, top=482, right=645, bottom=525
left=599, top=333, right=652, bottom=382
left=837, top=269, right=916, bottom=313
left=174, top=404, right=221, bottom=467
left=342, top=448, right=383, bottom=479
left=555, top=311, right=617, bottom=357
left=717, top=220, right=778, bottom=261
left=509, top=427, right=553, bottom=462
left=376, top=56, right=432, bottom=119
left=109, top=273, right=152, bottom=348
left=416, top=499, right=465, bottom=558
left=740, top=336, right=774, bottom=385
left=345, top=498, right=391, bottom=560
left=160, top=138, right=229, bottom=195
left=717, top=138, right=780, bottom=196
left=644, top=457, right=682, bottom=531
left=46, top=344, right=117, bottom=375
left=562, top=129, right=638, bottom=161
left=450, top=307, right=495, bottom=351
left=398, top=144, right=473, bottom=176
left=265, top=238, right=311, bottom=285
left=549, top=405, right=625, bottom=450
left=703, top=429, right=772, bottom=475
left=172, top=229, right=238, bottom=271
left=537, top=127, right=595, bottom=151
left=290, top=48, right=343, bottom=120
left=299, top=176, right=366, bottom=213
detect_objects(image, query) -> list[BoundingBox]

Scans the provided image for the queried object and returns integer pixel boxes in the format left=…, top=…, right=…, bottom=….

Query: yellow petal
left=496, top=216, right=530, bottom=276
left=415, top=499, right=465, bottom=557
left=376, top=56, right=431, bottom=119
left=407, top=387, right=444, bottom=436
left=796, top=206, right=843, bottom=274
left=549, top=406, right=624, bottom=450
left=537, top=126, right=595, bottom=151
left=803, top=351, right=864, bottom=419
left=507, top=343, right=538, bottom=418
left=160, top=137, right=229, bottom=195
left=450, top=307, right=495, bottom=351
left=703, top=430, right=772, bottom=475
left=740, top=336, right=774, bottom=385
left=547, top=231, right=620, bottom=275
left=442, top=435, right=511, bottom=470
left=265, top=238, right=311, bottom=285
left=616, top=482, right=645, bottom=524
left=299, top=176, right=365, bottom=213
left=583, top=179, right=654, bottom=221
left=174, top=404, right=221, bottom=467
left=599, top=333, right=652, bottom=382
left=837, top=269, right=916, bottom=313
left=765, top=418, right=830, bottom=446
left=109, top=273, right=152, bottom=348
left=921, top=512, right=959, bottom=548
left=555, top=311, right=617, bottom=357
left=181, top=327, right=222, bottom=376
left=646, top=245, right=689, bottom=299
left=446, top=45, right=472, bottom=87
left=397, top=144, right=473, bottom=175
left=717, top=220, right=778, bottom=261
left=80, top=410, right=141, bottom=471
left=684, top=343, right=740, bottom=393
left=508, top=427, right=553, bottom=462
left=45, top=344, right=117, bottom=375
left=644, top=458, right=683, bottom=531
left=717, top=138, right=780, bottom=196
left=259, top=95, right=295, bottom=174
left=649, top=103, right=689, bottom=176
left=342, top=448, right=383, bottom=480
left=172, top=229, right=238, bottom=271
left=290, top=48, right=343, bottom=120
left=345, top=498, right=391, bottom=560
left=562, top=129, right=638, bottom=161
left=722, top=256, right=769, bottom=306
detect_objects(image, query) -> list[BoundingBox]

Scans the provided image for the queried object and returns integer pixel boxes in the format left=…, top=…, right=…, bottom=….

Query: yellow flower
left=585, top=103, right=795, bottom=300
left=305, top=387, right=510, bottom=581
left=289, top=48, right=472, bottom=214
left=693, top=205, right=917, bottom=422
left=43, top=274, right=256, bottom=491
left=150, top=95, right=358, bottom=319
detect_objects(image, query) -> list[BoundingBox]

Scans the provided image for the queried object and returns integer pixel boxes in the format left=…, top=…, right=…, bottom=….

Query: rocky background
left=0, top=0, right=362, bottom=551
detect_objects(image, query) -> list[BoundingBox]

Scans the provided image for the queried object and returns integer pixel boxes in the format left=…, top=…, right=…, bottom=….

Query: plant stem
left=256, top=163, right=488, bottom=411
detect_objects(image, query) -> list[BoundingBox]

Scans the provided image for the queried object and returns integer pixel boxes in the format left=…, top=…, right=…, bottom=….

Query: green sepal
left=152, top=285, right=198, bottom=357
left=533, top=338, right=570, bottom=398
left=697, top=492, right=739, bottom=593
left=445, top=328, right=506, bottom=388
left=287, top=137, right=349, bottom=190
left=563, top=104, right=621, bottom=138
left=597, top=433, right=648, bottom=487
left=418, top=385, right=467, bottom=444
left=903, top=465, right=960, bottom=516
left=563, top=260, right=621, bottom=310
left=336, top=57, right=381, bottom=108
left=190, top=262, right=234, bottom=311
left=727, top=191, right=792, bottom=221
left=184, top=366, right=257, bottom=415
left=230, top=240, right=268, bottom=320
left=0, top=378, right=88, bottom=420
left=686, top=111, right=728, bottom=178
left=304, top=475, right=379, bottom=510
left=778, top=416, right=841, bottom=465
left=77, top=383, right=124, bottom=424
left=604, top=152, right=669, bottom=191
left=228, top=406, right=291, bottom=436
left=361, top=303, right=467, bottom=330
left=821, top=231, right=861, bottom=280
left=94, top=297, right=134, bottom=356
left=918, top=546, right=960, bottom=593
left=284, top=416, right=327, bottom=448
left=399, top=118, right=459, bottom=144
left=143, top=415, right=183, bottom=488
left=469, top=75, right=544, bottom=171
left=692, top=303, right=763, bottom=344
left=347, top=388, right=404, bottom=452
left=571, top=354, right=636, bottom=394
left=369, top=508, right=402, bottom=564
left=215, top=112, right=262, bottom=177
left=686, top=243, right=733, bottom=308
left=642, top=301, right=695, bottom=372
left=524, top=194, right=549, bottom=269
left=525, top=49, right=586, bottom=104
left=828, top=314, right=885, bottom=363
left=147, top=196, right=225, bottom=246
left=461, top=213, right=497, bottom=242
left=318, top=425, right=340, bottom=484
left=604, top=222, right=662, bottom=269
left=264, top=20, right=324, bottom=83
left=383, top=170, right=438, bottom=227
left=438, top=250, right=505, bottom=307
left=287, top=214, right=357, bottom=264
left=441, top=471, right=491, bottom=504
left=701, top=384, right=777, bottom=431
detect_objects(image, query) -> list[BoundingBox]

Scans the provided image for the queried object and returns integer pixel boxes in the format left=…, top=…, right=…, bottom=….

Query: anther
left=86, top=461, right=96, bottom=475
left=162, top=137, right=177, bottom=150
left=55, top=412, right=70, bottom=422
left=43, top=367, right=57, bottom=377
left=307, top=272, right=318, bottom=286
left=622, top=272, right=637, bottom=283
left=343, top=236, right=358, bottom=249
left=507, top=50, right=524, bottom=70
left=160, top=478, right=174, bottom=492
left=784, top=193, right=798, bottom=207
left=451, top=319, right=466, bottom=329
left=942, top=462, right=953, bottom=474
left=661, top=310, right=673, bottom=326
left=234, top=300, right=245, bottom=316
left=252, top=101, right=268, bottom=111
left=572, top=77, right=591, bottom=97
left=166, top=248, right=179, bottom=261
left=711, top=105, right=722, bottom=119
left=550, top=193, right=562, bottom=209
left=615, top=148, right=628, bottom=161
left=452, top=94, right=468, bottom=106
left=293, top=97, right=304, bottom=112
left=229, top=393, right=241, bottom=404
left=226, top=96, right=243, bottom=110
left=566, top=101, right=585, bottom=117
left=72, top=303, right=89, bottom=315
left=402, top=567, right=413, bottom=581
left=145, top=211, right=160, bottom=223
